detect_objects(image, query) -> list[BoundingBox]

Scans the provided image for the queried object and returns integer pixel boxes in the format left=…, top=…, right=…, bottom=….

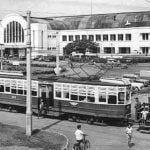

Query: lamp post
left=55, top=32, right=60, bottom=75
left=26, top=11, right=32, bottom=136
left=0, top=44, right=4, bottom=70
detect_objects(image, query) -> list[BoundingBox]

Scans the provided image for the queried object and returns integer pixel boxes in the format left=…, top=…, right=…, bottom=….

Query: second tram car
left=0, top=71, right=131, bottom=123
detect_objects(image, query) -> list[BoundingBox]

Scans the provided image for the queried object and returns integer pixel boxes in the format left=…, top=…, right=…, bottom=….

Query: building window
left=89, top=35, right=94, bottom=41
left=141, top=47, right=149, bottom=55
left=75, top=35, right=80, bottom=41
left=62, top=35, right=67, bottom=41
left=104, top=47, right=115, bottom=54
left=82, top=35, right=87, bottom=40
left=69, top=35, right=73, bottom=41
left=103, top=34, right=108, bottom=41
left=141, top=33, right=149, bottom=40
left=119, top=47, right=130, bottom=54
left=96, top=34, right=101, bottom=41
left=4, top=21, right=24, bottom=43
left=125, top=34, right=131, bottom=41
left=118, top=34, right=123, bottom=41
left=110, top=34, right=116, bottom=41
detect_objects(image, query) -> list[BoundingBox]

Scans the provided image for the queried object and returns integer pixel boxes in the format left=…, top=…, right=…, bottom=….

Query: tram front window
left=0, top=85, right=4, bottom=92
left=56, top=91, right=61, bottom=98
left=118, top=92, right=125, bottom=104
left=108, top=95, right=117, bottom=104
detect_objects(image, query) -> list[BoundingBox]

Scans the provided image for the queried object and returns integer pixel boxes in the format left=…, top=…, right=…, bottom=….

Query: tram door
left=40, top=84, right=54, bottom=108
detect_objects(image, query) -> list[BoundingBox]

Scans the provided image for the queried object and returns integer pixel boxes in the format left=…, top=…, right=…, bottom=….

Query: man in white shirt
left=141, top=108, right=149, bottom=125
left=73, top=125, right=84, bottom=150
left=75, top=125, right=84, bottom=142
left=126, top=123, right=133, bottom=148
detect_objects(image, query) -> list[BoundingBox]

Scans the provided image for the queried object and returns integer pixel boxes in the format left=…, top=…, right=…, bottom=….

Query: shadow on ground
left=0, top=122, right=66, bottom=150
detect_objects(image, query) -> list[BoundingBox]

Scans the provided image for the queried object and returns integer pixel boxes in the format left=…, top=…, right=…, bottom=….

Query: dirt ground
left=0, top=115, right=67, bottom=150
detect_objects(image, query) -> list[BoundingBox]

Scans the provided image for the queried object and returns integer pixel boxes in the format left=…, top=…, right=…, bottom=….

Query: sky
left=0, top=0, right=150, bottom=18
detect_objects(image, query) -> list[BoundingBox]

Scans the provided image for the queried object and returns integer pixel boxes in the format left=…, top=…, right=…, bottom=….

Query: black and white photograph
left=0, top=0, right=150, bottom=149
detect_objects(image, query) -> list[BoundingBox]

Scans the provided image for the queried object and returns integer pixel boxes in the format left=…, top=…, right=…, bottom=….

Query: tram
left=0, top=71, right=131, bottom=123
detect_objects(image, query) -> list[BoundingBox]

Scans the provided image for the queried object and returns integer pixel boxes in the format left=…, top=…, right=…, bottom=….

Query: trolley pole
left=26, top=11, right=32, bottom=136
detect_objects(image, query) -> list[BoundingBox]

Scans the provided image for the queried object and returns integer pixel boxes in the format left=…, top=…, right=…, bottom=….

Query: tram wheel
left=87, top=117, right=94, bottom=124
left=72, top=115, right=77, bottom=122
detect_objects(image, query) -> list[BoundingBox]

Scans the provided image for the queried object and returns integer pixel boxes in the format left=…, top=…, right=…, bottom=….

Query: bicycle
left=73, top=134, right=90, bottom=150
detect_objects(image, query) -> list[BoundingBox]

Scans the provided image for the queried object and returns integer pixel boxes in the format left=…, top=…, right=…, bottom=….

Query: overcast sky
left=0, top=0, right=150, bottom=18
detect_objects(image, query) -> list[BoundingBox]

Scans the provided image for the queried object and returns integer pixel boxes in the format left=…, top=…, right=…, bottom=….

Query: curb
left=56, top=132, right=69, bottom=150
left=61, top=133, right=69, bottom=150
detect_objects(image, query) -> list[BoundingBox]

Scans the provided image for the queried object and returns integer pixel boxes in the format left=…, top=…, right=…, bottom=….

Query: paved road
left=0, top=110, right=150, bottom=150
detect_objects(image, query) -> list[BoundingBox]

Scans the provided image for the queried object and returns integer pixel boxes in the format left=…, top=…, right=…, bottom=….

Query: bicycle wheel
left=74, top=145, right=80, bottom=150
left=85, top=139, right=90, bottom=149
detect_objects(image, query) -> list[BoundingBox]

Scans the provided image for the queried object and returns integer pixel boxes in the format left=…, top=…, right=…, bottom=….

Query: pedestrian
left=134, top=97, right=141, bottom=120
left=38, top=99, right=44, bottom=118
left=126, top=123, right=133, bottom=148
left=141, top=108, right=149, bottom=125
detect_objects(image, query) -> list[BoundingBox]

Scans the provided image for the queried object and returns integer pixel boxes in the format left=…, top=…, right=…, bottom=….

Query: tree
left=64, top=39, right=99, bottom=55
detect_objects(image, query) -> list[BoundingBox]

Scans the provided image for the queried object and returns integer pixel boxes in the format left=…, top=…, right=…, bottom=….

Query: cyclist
left=74, top=125, right=84, bottom=150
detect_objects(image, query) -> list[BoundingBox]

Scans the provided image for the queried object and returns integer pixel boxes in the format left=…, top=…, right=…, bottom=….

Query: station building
left=1, top=11, right=150, bottom=58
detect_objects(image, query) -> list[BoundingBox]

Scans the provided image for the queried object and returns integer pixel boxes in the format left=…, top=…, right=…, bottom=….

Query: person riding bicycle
left=74, top=125, right=84, bottom=149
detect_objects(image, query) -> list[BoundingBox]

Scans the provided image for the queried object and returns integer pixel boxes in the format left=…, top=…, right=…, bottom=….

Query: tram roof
left=38, top=76, right=130, bottom=86
left=56, top=78, right=130, bottom=86
left=27, top=11, right=150, bottom=30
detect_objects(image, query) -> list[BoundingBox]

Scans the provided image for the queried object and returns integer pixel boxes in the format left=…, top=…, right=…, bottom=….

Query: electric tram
left=0, top=71, right=131, bottom=123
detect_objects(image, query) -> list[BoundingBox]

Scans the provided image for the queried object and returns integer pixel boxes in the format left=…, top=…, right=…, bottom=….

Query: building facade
left=0, top=11, right=150, bottom=58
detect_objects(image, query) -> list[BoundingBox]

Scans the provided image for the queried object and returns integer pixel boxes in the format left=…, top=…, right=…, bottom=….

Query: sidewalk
left=0, top=111, right=68, bottom=150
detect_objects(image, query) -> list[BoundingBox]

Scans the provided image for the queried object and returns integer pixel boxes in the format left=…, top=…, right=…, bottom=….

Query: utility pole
left=26, top=11, right=32, bottom=136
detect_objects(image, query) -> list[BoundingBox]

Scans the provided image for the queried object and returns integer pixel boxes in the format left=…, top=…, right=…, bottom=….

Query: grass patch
left=0, top=123, right=66, bottom=150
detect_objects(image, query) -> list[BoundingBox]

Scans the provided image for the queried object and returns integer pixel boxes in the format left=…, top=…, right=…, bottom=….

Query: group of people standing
left=135, top=97, right=149, bottom=125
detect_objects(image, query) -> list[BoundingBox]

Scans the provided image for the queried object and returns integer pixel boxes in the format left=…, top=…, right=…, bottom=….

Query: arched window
left=4, top=21, right=24, bottom=43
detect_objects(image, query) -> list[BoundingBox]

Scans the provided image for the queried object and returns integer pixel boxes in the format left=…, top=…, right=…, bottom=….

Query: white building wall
left=57, top=27, right=150, bottom=57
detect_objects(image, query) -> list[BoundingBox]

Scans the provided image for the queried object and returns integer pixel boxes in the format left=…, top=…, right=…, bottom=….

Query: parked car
left=122, top=77, right=144, bottom=91
left=134, top=79, right=150, bottom=87
left=107, top=59, right=121, bottom=67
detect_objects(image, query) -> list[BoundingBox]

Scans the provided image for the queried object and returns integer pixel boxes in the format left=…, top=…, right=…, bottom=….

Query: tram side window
left=108, top=95, right=117, bottom=104
left=87, top=86, right=95, bottom=103
left=79, top=96, right=86, bottom=102
left=11, top=80, right=17, bottom=94
left=56, top=91, right=61, bottom=98
left=11, top=88, right=17, bottom=94
left=18, top=89, right=23, bottom=95
left=71, top=94, right=78, bottom=101
left=118, top=92, right=125, bottom=104
left=87, top=96, right=95, bottom=103
left=6, top=86, right=10, bottom=92
left=0, top=85, right=4, bottom=92
left=99, top=94, right=106, bottom=103
left=5, top=80, right=10, bottom=93
left=63, top=92, right=69, bottom=99
left=63, top=84, right=70, bottom=99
